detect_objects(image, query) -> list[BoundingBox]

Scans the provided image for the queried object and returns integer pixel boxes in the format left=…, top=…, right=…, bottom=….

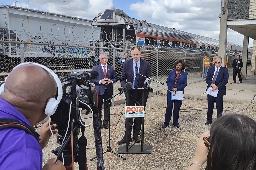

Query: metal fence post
left=20, top=43, right=24, bottom=63
left=156, top=47, right=159, bottom=95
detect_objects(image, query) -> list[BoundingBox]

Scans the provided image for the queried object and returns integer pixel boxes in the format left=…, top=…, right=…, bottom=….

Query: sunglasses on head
left=215, top=61, right=221, bottom=64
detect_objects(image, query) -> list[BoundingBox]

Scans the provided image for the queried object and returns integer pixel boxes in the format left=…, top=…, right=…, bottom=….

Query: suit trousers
left=124, top=90, right=144, bottom=139
left=164, top=93, right=182, bottom=126
left=207, top=94, right=223, bottom=122
left=233, top=68, right=242, bottom=82
left=98, top=89, right=111, bottom=122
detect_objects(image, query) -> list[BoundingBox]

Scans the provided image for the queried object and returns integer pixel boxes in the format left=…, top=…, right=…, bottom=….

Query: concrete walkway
left=186, top=70, right=256, bottom=102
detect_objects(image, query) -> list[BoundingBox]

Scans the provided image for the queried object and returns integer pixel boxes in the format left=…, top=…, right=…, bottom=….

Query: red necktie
left=103, top=65, right=107, bottom=78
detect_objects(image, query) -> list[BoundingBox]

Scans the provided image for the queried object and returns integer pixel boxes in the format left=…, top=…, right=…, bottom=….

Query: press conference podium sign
left=125, top=106, right=145, bottom=118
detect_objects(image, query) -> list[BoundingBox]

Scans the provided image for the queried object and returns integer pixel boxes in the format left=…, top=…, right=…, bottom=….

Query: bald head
left=0, top=64, right=57, bottom=125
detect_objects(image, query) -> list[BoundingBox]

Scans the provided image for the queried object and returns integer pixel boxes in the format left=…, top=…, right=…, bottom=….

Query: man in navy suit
left=91, top=53, right=117, bottom=129
left=205, top=56, right=229, bottom=125
left=117, top=47, right=151, bottom=145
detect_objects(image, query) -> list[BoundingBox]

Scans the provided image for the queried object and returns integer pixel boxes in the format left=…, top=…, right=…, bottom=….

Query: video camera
left=51, top=70, right=105, bottom=170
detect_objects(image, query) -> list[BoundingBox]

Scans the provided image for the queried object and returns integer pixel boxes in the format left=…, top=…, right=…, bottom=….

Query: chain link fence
left=0, top=40, right=206, bottom=94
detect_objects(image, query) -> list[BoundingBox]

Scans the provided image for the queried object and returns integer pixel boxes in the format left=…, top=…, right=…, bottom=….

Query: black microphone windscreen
left=90, top=70, right=99, bottom=79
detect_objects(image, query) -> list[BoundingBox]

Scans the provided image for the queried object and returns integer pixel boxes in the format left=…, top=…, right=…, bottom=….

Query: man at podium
left=118, top=46, right=151, bottom=145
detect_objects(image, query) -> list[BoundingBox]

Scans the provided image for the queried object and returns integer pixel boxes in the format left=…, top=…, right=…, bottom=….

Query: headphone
left=0, top=62, right=63, bottom=116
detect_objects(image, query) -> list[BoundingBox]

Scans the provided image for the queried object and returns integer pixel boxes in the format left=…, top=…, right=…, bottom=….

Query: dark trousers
left=164, top=92, right=182, bottom=126
left=207, top=94, right=223, bottom=122
left=233, top=68, right=242, bottom=82
left=124, top=90, right=145, bottom=139
left=98, top=89, right=111, bottom=122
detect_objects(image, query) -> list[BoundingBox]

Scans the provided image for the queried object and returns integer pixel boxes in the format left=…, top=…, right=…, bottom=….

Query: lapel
left=139, top=59, right=144, bottom=74
left=99, top=65, right=104, bottom=78
left=130, top=59, right=134, bottom=76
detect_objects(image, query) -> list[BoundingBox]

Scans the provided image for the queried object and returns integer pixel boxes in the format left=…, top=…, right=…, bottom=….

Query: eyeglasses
left=215, top=62, right=221, bottom=64
left=203, top=137, right=210, bottom=148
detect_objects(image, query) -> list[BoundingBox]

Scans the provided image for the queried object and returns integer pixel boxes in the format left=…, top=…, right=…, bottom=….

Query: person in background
left=91, top=53, right=117, bottom=129
left=187, top=114, right=256, bottom=170
left=118, top=46, right=151, bottom=145
left=203, top=55, right=210, bottom=78
left=0, top=63, right=65, bottom=170
left=232, top=54, right=243, bottom=83
left=205, top=56, right=229, bottom=125
left=162, top=59, right=187, bottom=128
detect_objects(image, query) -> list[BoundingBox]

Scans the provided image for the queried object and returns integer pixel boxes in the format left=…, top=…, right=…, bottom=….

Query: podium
left=118, top=88, right=153, bottom=154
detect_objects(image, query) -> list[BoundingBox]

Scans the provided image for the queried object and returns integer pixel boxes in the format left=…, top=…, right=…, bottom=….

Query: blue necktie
left=134, top=63, right=139, bottom=89
left=212, top=68, right=219, bottom=84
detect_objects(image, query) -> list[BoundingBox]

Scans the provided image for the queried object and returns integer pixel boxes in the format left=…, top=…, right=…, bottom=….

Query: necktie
left=103, top=65, right=107, bottom=78
left=134, top=63, right=139, bottom=89
left=212, top=68, right=219, bottom=84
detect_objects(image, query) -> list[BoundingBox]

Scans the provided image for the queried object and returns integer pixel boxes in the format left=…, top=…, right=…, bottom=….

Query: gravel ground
left=41, top=92, right=256, bottom=170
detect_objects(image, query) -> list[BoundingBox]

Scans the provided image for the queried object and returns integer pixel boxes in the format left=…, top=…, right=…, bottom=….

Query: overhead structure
left=92, top=8, right=244, bottom=52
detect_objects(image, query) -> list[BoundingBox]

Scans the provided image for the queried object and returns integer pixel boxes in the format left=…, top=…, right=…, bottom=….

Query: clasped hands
left=101, top=78, right=112, bottom=85
left=210, top=84, right=218, bottom=91
left=172, top=88, right=178, bottom=94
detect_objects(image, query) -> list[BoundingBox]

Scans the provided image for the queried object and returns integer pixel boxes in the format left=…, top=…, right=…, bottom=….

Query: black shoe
left=133, top=137, right=141, bottom=143
left=205, top=121, right=212, bottom=125
left=103, top=120, right=108, bottom=129
left=217, top=114, right=222, bottom=118
left=240, top=81, right=242, bottom=83
left=162, top=123, right=169, bottom=129
left=117, top=138, right=131, bottom=145
left=173, top=124, right=180, bottom=128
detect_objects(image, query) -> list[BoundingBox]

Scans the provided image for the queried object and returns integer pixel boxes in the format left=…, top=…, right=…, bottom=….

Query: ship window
left=100, top=9, right=114, bottom=19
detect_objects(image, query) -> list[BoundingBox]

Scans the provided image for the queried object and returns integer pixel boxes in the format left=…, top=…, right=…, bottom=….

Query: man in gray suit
left=91, top=53, right=117, bottom=129
left=118, top=47, right=151, bottom=145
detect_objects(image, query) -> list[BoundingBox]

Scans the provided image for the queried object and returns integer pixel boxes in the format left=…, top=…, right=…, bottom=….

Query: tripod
left=90, top=89, right=126, bottom=161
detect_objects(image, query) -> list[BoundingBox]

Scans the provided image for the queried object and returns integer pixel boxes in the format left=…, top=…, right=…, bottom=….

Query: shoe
left=103, top=120, right=108, bottom=129
left=162, top=123, right=169, bottom=129
left=117, top=138, right=131, bottom=145
left=173, top=124, right=180, bottom=128
left=240, top=81, right=242, bottom=83
left=217, top=114, right=222, bottom=118
left=133, top=136, right=141, bottom=143
left=205, top=121, right=212, bottom=125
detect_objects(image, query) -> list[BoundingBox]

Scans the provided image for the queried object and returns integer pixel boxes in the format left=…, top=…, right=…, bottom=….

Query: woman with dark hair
left=162, top=59, right=187, bottom=128
left=188, top=114, right=256, bottom=170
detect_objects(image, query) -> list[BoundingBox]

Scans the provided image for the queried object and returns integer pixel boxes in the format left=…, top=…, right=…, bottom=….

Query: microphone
left=86, top=70, right=99, bottom=80
left=118, top=82, right=133, bottom=93
left=143, top=77, right=152, bottom=89
left=139, top=73, right=165, bottom=86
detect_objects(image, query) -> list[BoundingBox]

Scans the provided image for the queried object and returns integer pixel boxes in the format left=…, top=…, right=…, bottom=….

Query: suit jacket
left=232, top=59, right=243, bottom=69
left=121, top=58, right=151, bottom=88
left=91, top=64, right=117, bottom=95
left=206, top=66, right=229, bottom=96
left=166, top=70, right=187, bottom=92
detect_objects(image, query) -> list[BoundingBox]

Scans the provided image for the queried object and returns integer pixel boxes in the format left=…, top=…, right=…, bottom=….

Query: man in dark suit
left=232, top=54, right=243, bottom=83
left=205, top=56, right=229, bottom=125
left=117, top=47, right=151, bottom=145
left=91, top=53, right=117, bottom=129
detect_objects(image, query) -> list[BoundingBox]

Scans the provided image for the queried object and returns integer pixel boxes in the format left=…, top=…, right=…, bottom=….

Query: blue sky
left=0, top=0, right=253, bottom=47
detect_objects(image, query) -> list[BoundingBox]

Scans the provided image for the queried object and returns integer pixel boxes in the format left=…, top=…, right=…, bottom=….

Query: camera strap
left=0, top=118, right=39, bottom=141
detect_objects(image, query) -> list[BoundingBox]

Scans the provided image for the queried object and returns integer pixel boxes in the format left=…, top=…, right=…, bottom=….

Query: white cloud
left=18, top=0, right=113, bottom=20
left=129, top=0, right=253, bottom=46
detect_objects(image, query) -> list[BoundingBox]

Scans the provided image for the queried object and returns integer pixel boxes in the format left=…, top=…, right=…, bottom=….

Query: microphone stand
left=90, top=89, right=126, bottom=161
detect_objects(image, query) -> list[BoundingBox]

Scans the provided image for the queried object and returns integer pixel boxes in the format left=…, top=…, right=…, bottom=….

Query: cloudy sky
left=0, top=0, right=253, bottom=47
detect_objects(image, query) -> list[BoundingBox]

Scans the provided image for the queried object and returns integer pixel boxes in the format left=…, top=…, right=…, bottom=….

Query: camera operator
left=0, top=63, right=65, bottom=170
left=91, top=53, right=117, bottom=129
